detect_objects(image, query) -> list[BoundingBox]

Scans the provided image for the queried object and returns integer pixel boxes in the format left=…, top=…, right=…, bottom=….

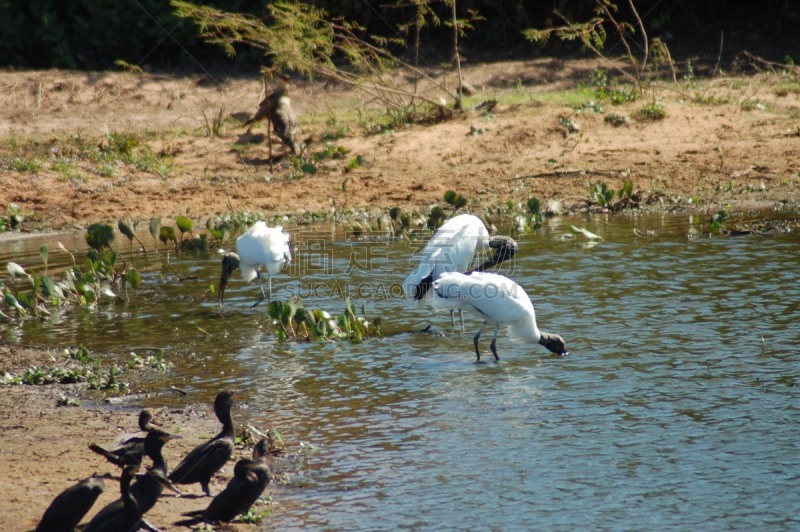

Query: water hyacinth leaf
left=159, top=226, right=177, bottom=247
left=268, top=300, right=284, bottom=320
left=16, top=292, right=36, bottom=310
left=86, top=223, right=115, bottom=251
left=568, top=225, right=604, bottom=240
left=39, top=245, right=48, bottom=268
left=621, top=180, right=634, bottom=198
left=293, top=307, right=307, bottom=325
left=4, top=292, right=27, bottom=314
left=100, top=286, right=118, bottom=299
left=149, top=218, right=161, bottom=252
left=118, top=219, right=135, bottom=241
left=267, top=427, right=285, bottom=454
left=176, top=215, right=194, bottom=235
left=125, top=268, right=142, bottom=289
left=7, top=262, right=28, bottom=279
left=40, top=275, right=63, bottom=299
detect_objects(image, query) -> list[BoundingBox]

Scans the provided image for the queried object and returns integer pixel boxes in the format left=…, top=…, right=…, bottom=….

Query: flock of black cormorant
left=34, top=390, right=271, bottom=531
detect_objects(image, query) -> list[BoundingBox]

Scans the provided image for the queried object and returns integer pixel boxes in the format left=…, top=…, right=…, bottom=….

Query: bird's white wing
left=433, top=271, right=534, bottom=325
left=236, top=223, right=292, bottom=281
left=403, top=214, right=488, bottom=298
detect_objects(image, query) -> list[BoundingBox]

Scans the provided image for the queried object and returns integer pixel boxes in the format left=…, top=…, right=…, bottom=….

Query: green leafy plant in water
left=267, top=298, right=381, bottom=343
left=175, top=215, right=194, bottom=240
left=239, top=507, right=272, bottom=524
left=444, top=190, right=468, bottom=211
left=589, top=180, right=635, bottom=212
left=710, top=210, right=728, bottom=235
left=68, top=344, right=93, bottom=364
left=389, top=207, right=409, bottom=237
left=118, top=219, right=147, bottom=255
left=85, top=223, right=115, bottom=251
left=159, top=226, right=178, bottom=252
left=0, top=224, right=147, bottom=318
left=427, top=206, right=446, bottom=230
left=527, top=197, right=544, bottom=230
left=149, top=218, right=161, bottom=254
left=128, top=350, right=168, bottom=370
left=88, top=365, right=128, bottom=392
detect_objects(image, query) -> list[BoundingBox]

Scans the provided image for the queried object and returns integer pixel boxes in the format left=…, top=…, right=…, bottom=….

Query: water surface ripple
left=1, top=213, right=799, bottom=530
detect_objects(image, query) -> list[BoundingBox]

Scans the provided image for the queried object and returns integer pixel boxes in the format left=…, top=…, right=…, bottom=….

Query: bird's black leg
left=252, top=271, right=266, bottom=308
left=490, top=324, right=500, bottom=361
left=201, top=480, right=213, bottom=497
left=473, top=321, right=487, bottom=362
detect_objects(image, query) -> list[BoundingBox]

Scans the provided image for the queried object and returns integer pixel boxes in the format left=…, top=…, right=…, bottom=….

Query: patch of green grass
left=0, top=131, right=173, bottom=179
left=230, top=142, right=256, bottom=155
left=774, top=81, right=800, bottom=96
left=604, top=113, right=629, bottom=126
left=97, top=163, right=116, bottom=177
left=1, top=156, right=42, bottom=173
left=320, top=116, right=350, bottom=142
left=52, top=157, right=85, bottom=181
left=740, top=98, right=766, bottom=112
left=691, top=93, right=730, bottom=106
left=635, top=103, right=667, bottom=121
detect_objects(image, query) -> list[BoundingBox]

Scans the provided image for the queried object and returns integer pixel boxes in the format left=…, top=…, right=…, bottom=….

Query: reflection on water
left=2, top=212, right=800, bottom=529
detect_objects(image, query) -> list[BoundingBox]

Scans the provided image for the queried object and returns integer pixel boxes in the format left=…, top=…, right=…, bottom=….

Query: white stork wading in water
left=402, top=213, right=518, bottom=329
left=431, top=271, right=568, bottom=361
left=219, top=222, right=292, bottom=307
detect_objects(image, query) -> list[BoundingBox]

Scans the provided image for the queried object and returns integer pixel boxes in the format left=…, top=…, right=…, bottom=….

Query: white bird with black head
left=431, top=271, right=568, bottom=361
left=219, top=221, right=291, bottom=307
left=403, top=213, right=517, bottom=329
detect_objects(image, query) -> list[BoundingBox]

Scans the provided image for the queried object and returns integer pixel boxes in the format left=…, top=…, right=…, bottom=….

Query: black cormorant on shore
left=88, top=409, right=154, bottom=467
left=35, top=474, right=105, bottom=532
left=168, top=391, right=236, bottom=496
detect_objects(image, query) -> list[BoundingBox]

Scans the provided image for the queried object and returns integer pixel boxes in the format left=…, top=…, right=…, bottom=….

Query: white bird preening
left=403, top=213, right=518, bottom=329
left=431, top=271, right=568, bottom=361
left=219, top=221, right=292, bottom=307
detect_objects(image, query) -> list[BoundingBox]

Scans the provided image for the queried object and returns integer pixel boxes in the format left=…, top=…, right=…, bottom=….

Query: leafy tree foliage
left=0, top=0, right=797, bottom=69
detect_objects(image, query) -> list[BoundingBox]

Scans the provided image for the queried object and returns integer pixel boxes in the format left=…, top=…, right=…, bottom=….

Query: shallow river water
left=2, top=212, right=799, bottom=530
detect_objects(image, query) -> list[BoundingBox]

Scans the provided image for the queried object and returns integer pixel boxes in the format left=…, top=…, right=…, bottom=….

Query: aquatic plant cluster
left=2, top=344, right=165, bottom=393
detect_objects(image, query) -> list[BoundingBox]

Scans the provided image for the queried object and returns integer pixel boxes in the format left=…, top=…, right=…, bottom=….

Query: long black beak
left=218, top=268, right=229, bottom=307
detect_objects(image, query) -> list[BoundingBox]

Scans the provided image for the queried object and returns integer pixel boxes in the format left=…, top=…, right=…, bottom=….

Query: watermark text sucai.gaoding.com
left=285, top=232, right=517, bottom=276
left=281, top=280, right=406, bottom=300
left=275, top=280, right=523, bottom=302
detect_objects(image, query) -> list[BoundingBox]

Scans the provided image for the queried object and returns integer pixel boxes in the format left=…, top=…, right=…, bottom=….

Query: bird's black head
left=138, top=409, right=154, bottom=431
left=539, top=332, right=568, bottom=356
left=144, top=428, right=179, bottom=460
left=214, top=390, right=235, bottom=414
left=253, top=438, right=269, bottom=460
left=218, top=253, right=241, bottom=306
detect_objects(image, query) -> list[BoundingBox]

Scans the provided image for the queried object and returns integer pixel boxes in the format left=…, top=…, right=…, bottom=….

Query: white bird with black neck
left=431, top=271, right=568, bottom=361
left=218, top=221, right=291, bottom=307
left=403, top=213, right=518, bottom=329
